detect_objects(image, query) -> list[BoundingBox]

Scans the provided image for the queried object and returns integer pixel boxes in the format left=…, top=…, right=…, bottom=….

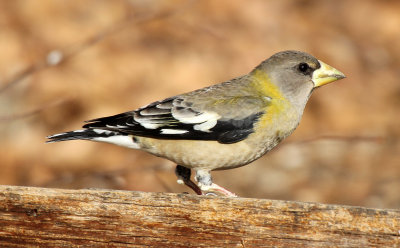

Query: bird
left=47, top=50, right=345, bottom=197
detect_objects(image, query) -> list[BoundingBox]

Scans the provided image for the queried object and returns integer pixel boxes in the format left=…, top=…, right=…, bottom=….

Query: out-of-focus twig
left=0, top=97, right=70, bottom=122
left=0, top=0, right=195, bottom=95
left=0, top=64, right=45, bottom=94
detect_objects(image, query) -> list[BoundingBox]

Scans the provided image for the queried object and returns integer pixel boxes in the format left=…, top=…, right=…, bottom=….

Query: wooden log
left=0, top=185, right=399, bottom=247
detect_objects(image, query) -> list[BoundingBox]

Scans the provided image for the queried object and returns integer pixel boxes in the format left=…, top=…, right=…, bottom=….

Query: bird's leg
left=195, top=170, right=238, bottom=197
left=175, top=165, right=202, bottom=195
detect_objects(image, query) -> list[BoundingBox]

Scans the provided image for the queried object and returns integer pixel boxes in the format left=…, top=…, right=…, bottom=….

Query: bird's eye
left=298, top=63, right=309, bottom=73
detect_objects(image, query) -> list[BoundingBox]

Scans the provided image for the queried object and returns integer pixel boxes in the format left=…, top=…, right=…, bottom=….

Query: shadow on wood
left=0, top=185, right=399, bottom=247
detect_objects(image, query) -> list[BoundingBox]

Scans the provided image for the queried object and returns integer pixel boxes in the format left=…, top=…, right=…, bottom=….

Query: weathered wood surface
left=0, top=185, right=399, bottom=247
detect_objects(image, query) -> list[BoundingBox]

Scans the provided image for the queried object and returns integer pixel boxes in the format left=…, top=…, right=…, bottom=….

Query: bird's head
left=252, top=50, right=345, bottom=107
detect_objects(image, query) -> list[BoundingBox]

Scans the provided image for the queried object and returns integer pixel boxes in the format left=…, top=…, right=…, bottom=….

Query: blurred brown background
left=0, top=0, right=399, bottom=208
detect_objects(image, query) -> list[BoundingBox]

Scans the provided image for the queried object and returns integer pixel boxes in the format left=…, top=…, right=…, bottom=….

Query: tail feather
left=46, top=129, right=140, bottom=149
left=46, top=129, right=112, bottom=143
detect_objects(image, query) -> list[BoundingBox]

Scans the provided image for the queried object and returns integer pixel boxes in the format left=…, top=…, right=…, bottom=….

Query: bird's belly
left=137, top=126, right=291, bottom=171
left=138, top=138, right=255, bottom=170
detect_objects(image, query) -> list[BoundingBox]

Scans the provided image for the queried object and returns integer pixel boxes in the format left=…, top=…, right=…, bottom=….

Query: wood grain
left=0, top=185, right=399, bottom=247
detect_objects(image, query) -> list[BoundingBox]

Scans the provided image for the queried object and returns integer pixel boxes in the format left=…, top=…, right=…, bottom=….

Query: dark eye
left=298, top=63, right=309, bottom=73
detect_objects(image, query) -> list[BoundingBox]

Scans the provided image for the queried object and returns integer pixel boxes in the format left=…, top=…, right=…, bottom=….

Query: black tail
left=46, top=129, right=116, bottom=143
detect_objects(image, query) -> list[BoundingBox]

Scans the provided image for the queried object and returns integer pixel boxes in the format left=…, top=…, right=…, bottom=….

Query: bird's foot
left=176, top=165, right=238, bottom=197
left=195, top=169, right=238, bottom=197
left=199, top=183, right=238, bottom=197
left=176, top=177, right=203, bottom=195
left=175, top=165, right=203, bottom=195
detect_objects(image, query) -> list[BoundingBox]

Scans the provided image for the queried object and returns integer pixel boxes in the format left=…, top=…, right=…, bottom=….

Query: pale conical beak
left=312, top=60, right=346, bottom=88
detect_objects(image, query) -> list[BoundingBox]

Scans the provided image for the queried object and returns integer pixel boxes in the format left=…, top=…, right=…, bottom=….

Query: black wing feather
left=83, top=97, right=263, bottom=144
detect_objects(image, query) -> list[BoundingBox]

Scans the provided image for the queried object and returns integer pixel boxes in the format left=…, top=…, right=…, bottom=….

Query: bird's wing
left=83, top=94, right=268, bottom=144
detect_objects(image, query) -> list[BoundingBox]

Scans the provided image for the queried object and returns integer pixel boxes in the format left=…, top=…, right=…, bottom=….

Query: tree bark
left=0, top=185, right=399, bottom=247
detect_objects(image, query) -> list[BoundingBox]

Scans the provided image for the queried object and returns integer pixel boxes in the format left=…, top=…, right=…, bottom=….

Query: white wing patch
left=172, top=110, right=220, bottom=124
left=137, top=122, right=164, bottom=129
left=93, top=129, right=113, bottom=135
left=172, top=110, right=220, bottom=132
left=133, top=114, right=165, bottom=129
left=193, top=119, right=218, bottom=132
left=160, top=129, right=189, bottom=134
left=132, top=97, right=221, bottom=133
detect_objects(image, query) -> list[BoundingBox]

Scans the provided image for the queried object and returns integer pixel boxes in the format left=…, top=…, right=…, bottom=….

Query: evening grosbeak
left=47, top=50, right=345, bottom=197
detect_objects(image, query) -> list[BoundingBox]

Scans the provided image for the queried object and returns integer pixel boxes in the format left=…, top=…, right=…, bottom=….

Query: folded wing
left=83, top=95, right=266, bottom=144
